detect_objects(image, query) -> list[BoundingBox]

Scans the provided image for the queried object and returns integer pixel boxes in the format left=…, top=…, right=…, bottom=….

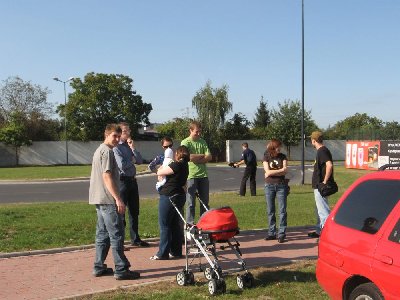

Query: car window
left=335, top=180, right=400, bottom=234
left=389, top=219, right=400, bottom=243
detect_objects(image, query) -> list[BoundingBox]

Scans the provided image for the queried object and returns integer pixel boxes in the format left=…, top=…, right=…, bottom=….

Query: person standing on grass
left=113, top=122, right=149, bottom=247
left=89, top=123, right=140, bottom=280
left=181, top=121, right=212, bottom=224
left=234, top=142, right=257, bottom=196
left=308, top=131, right=334, bottom=239
left=263, top=139, right=289, bottom=243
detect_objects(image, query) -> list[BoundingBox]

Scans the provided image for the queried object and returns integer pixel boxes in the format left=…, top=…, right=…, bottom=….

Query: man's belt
left=120, top=175, right=135, bottom=180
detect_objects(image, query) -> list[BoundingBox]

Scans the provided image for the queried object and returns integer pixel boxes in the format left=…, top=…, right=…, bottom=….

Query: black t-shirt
left=159, top=159, right=189, bottom=196
left=242, top=148, right=257, bottom=167
left=312, top=146, right=334, bottom=188
left=263, top=151, right=287, bottom=184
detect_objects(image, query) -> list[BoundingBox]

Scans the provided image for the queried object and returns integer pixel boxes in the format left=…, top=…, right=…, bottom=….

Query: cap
left=310, top=131, right=323, bottom=141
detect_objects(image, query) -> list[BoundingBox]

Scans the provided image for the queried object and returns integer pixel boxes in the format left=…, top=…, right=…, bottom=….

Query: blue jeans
left=186, top=177, right=209, bottom=224
left=265, top=183, right=288, bottom=237
left=94, top=204, right=130, bottom=276
left=314, top=189, right=330, bottom=231
left=157, top=193, right=186, bottom=258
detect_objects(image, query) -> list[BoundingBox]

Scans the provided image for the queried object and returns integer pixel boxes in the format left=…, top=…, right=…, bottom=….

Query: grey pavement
left=0, top=227, right=318, bottom=300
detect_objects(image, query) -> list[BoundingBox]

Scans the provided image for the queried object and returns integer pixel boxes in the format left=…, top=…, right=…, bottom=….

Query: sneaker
left=93, top=267, right=114, bottom=277
left=131, top=240, right=150, bottom=247
left=264, top=235, right=276, bottom=241
left=307, top=231, right=320, bottom=238
left=169, top=253, right=183, bottom=259
left=114, top=270, right=141, bottom=280
left=278, top=235, right=286, bottom=243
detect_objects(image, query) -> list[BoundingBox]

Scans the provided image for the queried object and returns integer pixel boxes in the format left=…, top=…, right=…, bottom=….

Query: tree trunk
left=15, top=146, right=19, bottom=166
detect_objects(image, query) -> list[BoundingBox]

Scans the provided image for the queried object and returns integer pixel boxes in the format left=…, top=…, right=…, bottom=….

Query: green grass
left=0, top=166, right=370, bottom=253
left=77, top=260, right=328, bottom=299
left=0, top=165, right=149, bottom=180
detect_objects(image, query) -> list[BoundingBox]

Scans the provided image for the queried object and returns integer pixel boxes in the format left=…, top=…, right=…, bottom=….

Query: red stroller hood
left=197, top=207, right=239, bottom=241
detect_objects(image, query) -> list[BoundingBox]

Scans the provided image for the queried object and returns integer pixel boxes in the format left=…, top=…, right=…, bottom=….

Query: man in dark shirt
left=308, top=131, right=334, bottom=238
left=234, top=142, right=257, bottom=196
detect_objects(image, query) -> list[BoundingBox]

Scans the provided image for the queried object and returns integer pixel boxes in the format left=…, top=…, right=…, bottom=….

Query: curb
left=0, top=171, right=155, bottom=184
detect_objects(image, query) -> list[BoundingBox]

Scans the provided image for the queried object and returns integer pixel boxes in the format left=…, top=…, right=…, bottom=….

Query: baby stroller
left=169, top=193, right=254, bottom=295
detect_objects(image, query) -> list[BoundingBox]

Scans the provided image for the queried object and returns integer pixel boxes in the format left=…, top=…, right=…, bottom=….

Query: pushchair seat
left=196, top=206, right=239, bottom=241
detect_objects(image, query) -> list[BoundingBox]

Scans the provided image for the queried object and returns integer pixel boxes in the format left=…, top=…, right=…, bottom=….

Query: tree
left=0, top=76, right=56, bottom=141
left=267, top=99, right=318, bottom=157
left=60, top=73, right=152, bottom=141
left=252, top=96, right=272, bottom=139
left=223, top=113, right=252, bottom=140
left=381, top=121, right=400, bottom=140
left=0, top=76, right=52, bottom=122
left=0, top=112, right=32, bottom=165
left=324, top=113, right=383, bottom=140
left=191, top=80, right=232, bottom=160
left=156, top=117, right=192, bottom=140
left=253, top=96, right=271, bottom=128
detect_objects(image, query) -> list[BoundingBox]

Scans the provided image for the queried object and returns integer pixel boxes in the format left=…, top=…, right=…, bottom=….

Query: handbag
left=317, top=181, right=338, bottom=197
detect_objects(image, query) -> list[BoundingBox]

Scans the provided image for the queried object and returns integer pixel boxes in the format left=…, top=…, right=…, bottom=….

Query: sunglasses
left=162, top=144, right=173, bottom=149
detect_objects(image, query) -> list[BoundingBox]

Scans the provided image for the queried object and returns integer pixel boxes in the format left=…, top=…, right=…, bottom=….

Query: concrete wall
left=0, top=139, right=346, bottom=166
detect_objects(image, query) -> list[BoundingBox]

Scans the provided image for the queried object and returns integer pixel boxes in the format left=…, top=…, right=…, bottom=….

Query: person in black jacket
left=234, top=142, right=257, bottom=196
left=150, top=145, right=190, bottom=260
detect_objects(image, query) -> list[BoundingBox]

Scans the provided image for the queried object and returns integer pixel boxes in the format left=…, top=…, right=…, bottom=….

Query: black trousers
left=239, top=165, right=257, bottom=196
left=120, top=177, right=140, bottom=243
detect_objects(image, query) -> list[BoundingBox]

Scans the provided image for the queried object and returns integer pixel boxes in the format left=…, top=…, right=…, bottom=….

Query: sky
left=0, top=0, right=399, bottom=129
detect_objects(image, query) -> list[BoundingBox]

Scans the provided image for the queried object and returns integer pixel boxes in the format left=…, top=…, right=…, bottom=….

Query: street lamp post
left=53, top=77, right=74, bottom=165
left=301, top=0, right=305, bottom=185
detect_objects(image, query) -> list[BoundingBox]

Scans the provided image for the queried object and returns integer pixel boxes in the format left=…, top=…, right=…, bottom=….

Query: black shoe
left=278, top=235, right=286, bottom=243
left=93, top=267, right=114, bottom=277
left=132, top=240, right=150, bottom=247
left=307, top=231, right=320, bottom=238
left=169, top=253, right=183, bottom=259
left=264, top=235, right=276, bottom=241
left=114, top=270, right=141, bottom=280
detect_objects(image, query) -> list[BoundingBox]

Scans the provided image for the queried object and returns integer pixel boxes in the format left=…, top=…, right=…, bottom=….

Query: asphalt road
left=0, top=166, right=311, bottom=204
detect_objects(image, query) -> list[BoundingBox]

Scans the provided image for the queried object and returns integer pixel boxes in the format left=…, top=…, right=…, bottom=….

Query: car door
left=371, top=204, right=400, bottom=299
left=330, top=179, right=400, bottom=276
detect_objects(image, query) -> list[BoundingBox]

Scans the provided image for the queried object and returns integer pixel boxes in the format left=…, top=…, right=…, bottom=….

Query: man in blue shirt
left=113, top=122, right=149, bottom=247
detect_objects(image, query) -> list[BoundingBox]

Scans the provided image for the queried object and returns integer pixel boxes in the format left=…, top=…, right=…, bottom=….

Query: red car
left=316, top=164, right=400, bottom=300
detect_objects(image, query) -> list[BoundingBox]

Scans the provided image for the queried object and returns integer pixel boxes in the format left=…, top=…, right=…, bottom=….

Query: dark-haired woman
left=263, top=139, right=289, bottom=243
left=150, top=145, right=190, bottom=260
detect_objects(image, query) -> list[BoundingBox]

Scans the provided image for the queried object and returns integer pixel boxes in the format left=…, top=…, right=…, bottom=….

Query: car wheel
left=349, top=283, right=383, bottom=300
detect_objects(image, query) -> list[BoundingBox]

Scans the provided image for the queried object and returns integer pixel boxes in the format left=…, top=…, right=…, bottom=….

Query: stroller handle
left=195, top=192, right=209, bottom=212
left=168, top=194, right=186, bottom=223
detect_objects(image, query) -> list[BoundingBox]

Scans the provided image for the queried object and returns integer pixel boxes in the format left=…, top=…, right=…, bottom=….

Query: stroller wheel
left=217, top=278, right=226, bottom=293
left=236, top=275, right=245, bottom=289
left=208, top=279, right=219, bottom=295
left=176, top=272, right=186, bottom=286
left=186, top=271, right=195, bottom=285
left=208, top=279, right=217, bottom=295
left=177, top=271, right=195, bottom=286
left=204, top=267, right=213, bottom=280
left=244, top=272, right=254, bottom=288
